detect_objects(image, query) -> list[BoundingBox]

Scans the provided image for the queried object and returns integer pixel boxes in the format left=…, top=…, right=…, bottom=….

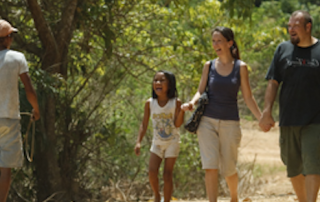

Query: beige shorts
left=150, top=141, right=180, bottom=159
left=0, top=118, right=23, bottom=168
left=197, top=116, right=241, bottom=177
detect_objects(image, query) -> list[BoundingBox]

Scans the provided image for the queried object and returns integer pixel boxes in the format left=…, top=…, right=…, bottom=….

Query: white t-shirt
left=150, top=98, right=180, bottom=145
left=0, top=49, right=28, bottom=119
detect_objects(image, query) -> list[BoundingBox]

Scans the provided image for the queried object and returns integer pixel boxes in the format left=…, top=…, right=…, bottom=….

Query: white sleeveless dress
left=150, top=98, right=180, bottom=145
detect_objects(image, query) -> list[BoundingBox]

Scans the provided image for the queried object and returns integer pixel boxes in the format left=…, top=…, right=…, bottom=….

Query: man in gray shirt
left=260, top=10, right=320, bottom=202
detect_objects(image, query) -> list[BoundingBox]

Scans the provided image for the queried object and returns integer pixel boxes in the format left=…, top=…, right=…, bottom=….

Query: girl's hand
left=181, top=102, right=194, bottom=111
left=134, top=143, right=141, bottom=156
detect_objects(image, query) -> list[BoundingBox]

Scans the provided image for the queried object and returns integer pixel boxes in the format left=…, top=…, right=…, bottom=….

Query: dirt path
left=179, top=120, right=320, bottom=202
left=236, top=120, right=298, bottom=202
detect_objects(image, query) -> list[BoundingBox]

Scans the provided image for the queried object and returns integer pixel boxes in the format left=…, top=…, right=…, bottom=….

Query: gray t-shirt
left=0, top=49, right=28, bottom=119
left=266, top=40, right=320, bottom=126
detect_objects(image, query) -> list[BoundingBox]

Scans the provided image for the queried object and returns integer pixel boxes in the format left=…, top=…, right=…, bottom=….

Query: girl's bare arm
left=134, top=99, right=151, bottom=156
left=174, top=99, right=185, bottom=127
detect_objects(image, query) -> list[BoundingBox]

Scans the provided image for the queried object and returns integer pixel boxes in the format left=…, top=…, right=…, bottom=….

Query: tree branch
left=56, top=0, right=78, bottom=51
left=69, top=55, right=106, bottom=104
left=26, top=0, right=57, bottom=52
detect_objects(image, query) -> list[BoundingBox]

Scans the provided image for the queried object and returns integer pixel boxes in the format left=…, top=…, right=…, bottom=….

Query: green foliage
left=221, top=0, right=256, bottom=19
left=173, top=134, right=205, bottom=198
left=280, top=0, right=300, bottom=14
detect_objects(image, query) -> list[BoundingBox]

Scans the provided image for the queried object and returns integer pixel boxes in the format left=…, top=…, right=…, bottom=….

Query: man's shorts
left=150, top=141, right=180, bottom=159
left=197, top=116, right=241, bottom=177
left=280, top=124, right=320, bottom=177
left=0, top=118, right=23, bottom=168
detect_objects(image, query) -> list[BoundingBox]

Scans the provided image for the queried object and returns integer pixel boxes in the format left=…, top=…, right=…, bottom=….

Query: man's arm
left=20, top=72, right=40, bottom=120
left=259, top=80, right=279, bottom=132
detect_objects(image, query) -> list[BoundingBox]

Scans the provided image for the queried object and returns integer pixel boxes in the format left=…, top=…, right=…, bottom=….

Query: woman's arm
left=181, top=61, right=211, bottom=111
left=239, top=62, right=261, bottom=120
left=134, top=99, right=151, bottom=156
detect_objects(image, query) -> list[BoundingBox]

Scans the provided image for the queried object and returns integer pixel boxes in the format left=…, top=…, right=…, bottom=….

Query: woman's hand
left=181, top=102, right=194, bottom=111
left=259, top=111, right=275, bottom=132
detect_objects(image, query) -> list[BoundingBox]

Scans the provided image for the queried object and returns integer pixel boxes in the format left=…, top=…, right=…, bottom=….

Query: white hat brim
left=12, top=27, right=18, bottom=33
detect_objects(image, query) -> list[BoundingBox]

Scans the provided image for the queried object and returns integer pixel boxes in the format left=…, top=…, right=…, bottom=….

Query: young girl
left=134, top=70, right=184, bottom=202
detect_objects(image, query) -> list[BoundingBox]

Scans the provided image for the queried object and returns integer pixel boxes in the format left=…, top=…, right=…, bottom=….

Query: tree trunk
left=26, top=0, right=79, bottom=200
left=35, top=95, right=63, bottom=200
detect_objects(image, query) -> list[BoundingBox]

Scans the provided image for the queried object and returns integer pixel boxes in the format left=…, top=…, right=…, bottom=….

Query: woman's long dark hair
left=152, top=70, right=178, bottom=99
left=211, top=26, right=240, bottom=59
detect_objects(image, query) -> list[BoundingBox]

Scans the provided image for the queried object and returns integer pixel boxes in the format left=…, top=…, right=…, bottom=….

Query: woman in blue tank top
left=181, top=27, right=261, bottom=202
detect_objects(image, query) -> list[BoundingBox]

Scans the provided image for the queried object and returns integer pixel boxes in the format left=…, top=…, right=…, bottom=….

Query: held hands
left=181, top=102, right=194, bottom=111
left=134, top=142, right=141, bottom=156
left=259, top=111, right=275, bottom=132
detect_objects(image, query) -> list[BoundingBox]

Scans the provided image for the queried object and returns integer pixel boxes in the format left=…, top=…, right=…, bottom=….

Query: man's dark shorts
left=280, top=124, right=320, bottom=177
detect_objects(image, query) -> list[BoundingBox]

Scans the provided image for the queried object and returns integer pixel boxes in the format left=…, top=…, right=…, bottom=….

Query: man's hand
left=259, top=111, right=275, bottom=132
left=32, top=109, right=40, bottom=121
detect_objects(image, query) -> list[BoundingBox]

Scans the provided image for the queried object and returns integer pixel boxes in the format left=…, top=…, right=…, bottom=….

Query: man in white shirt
left=0, top=19, right=40, bottom=202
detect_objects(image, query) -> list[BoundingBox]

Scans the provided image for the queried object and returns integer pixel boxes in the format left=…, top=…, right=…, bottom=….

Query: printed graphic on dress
left=153, top=113, right=175, bottom=141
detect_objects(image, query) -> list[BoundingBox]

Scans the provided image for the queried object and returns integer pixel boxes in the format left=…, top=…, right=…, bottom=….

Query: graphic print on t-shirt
left=286, top=57, right=319, bottom=68
left=153, top=112, right=175, bottom=140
